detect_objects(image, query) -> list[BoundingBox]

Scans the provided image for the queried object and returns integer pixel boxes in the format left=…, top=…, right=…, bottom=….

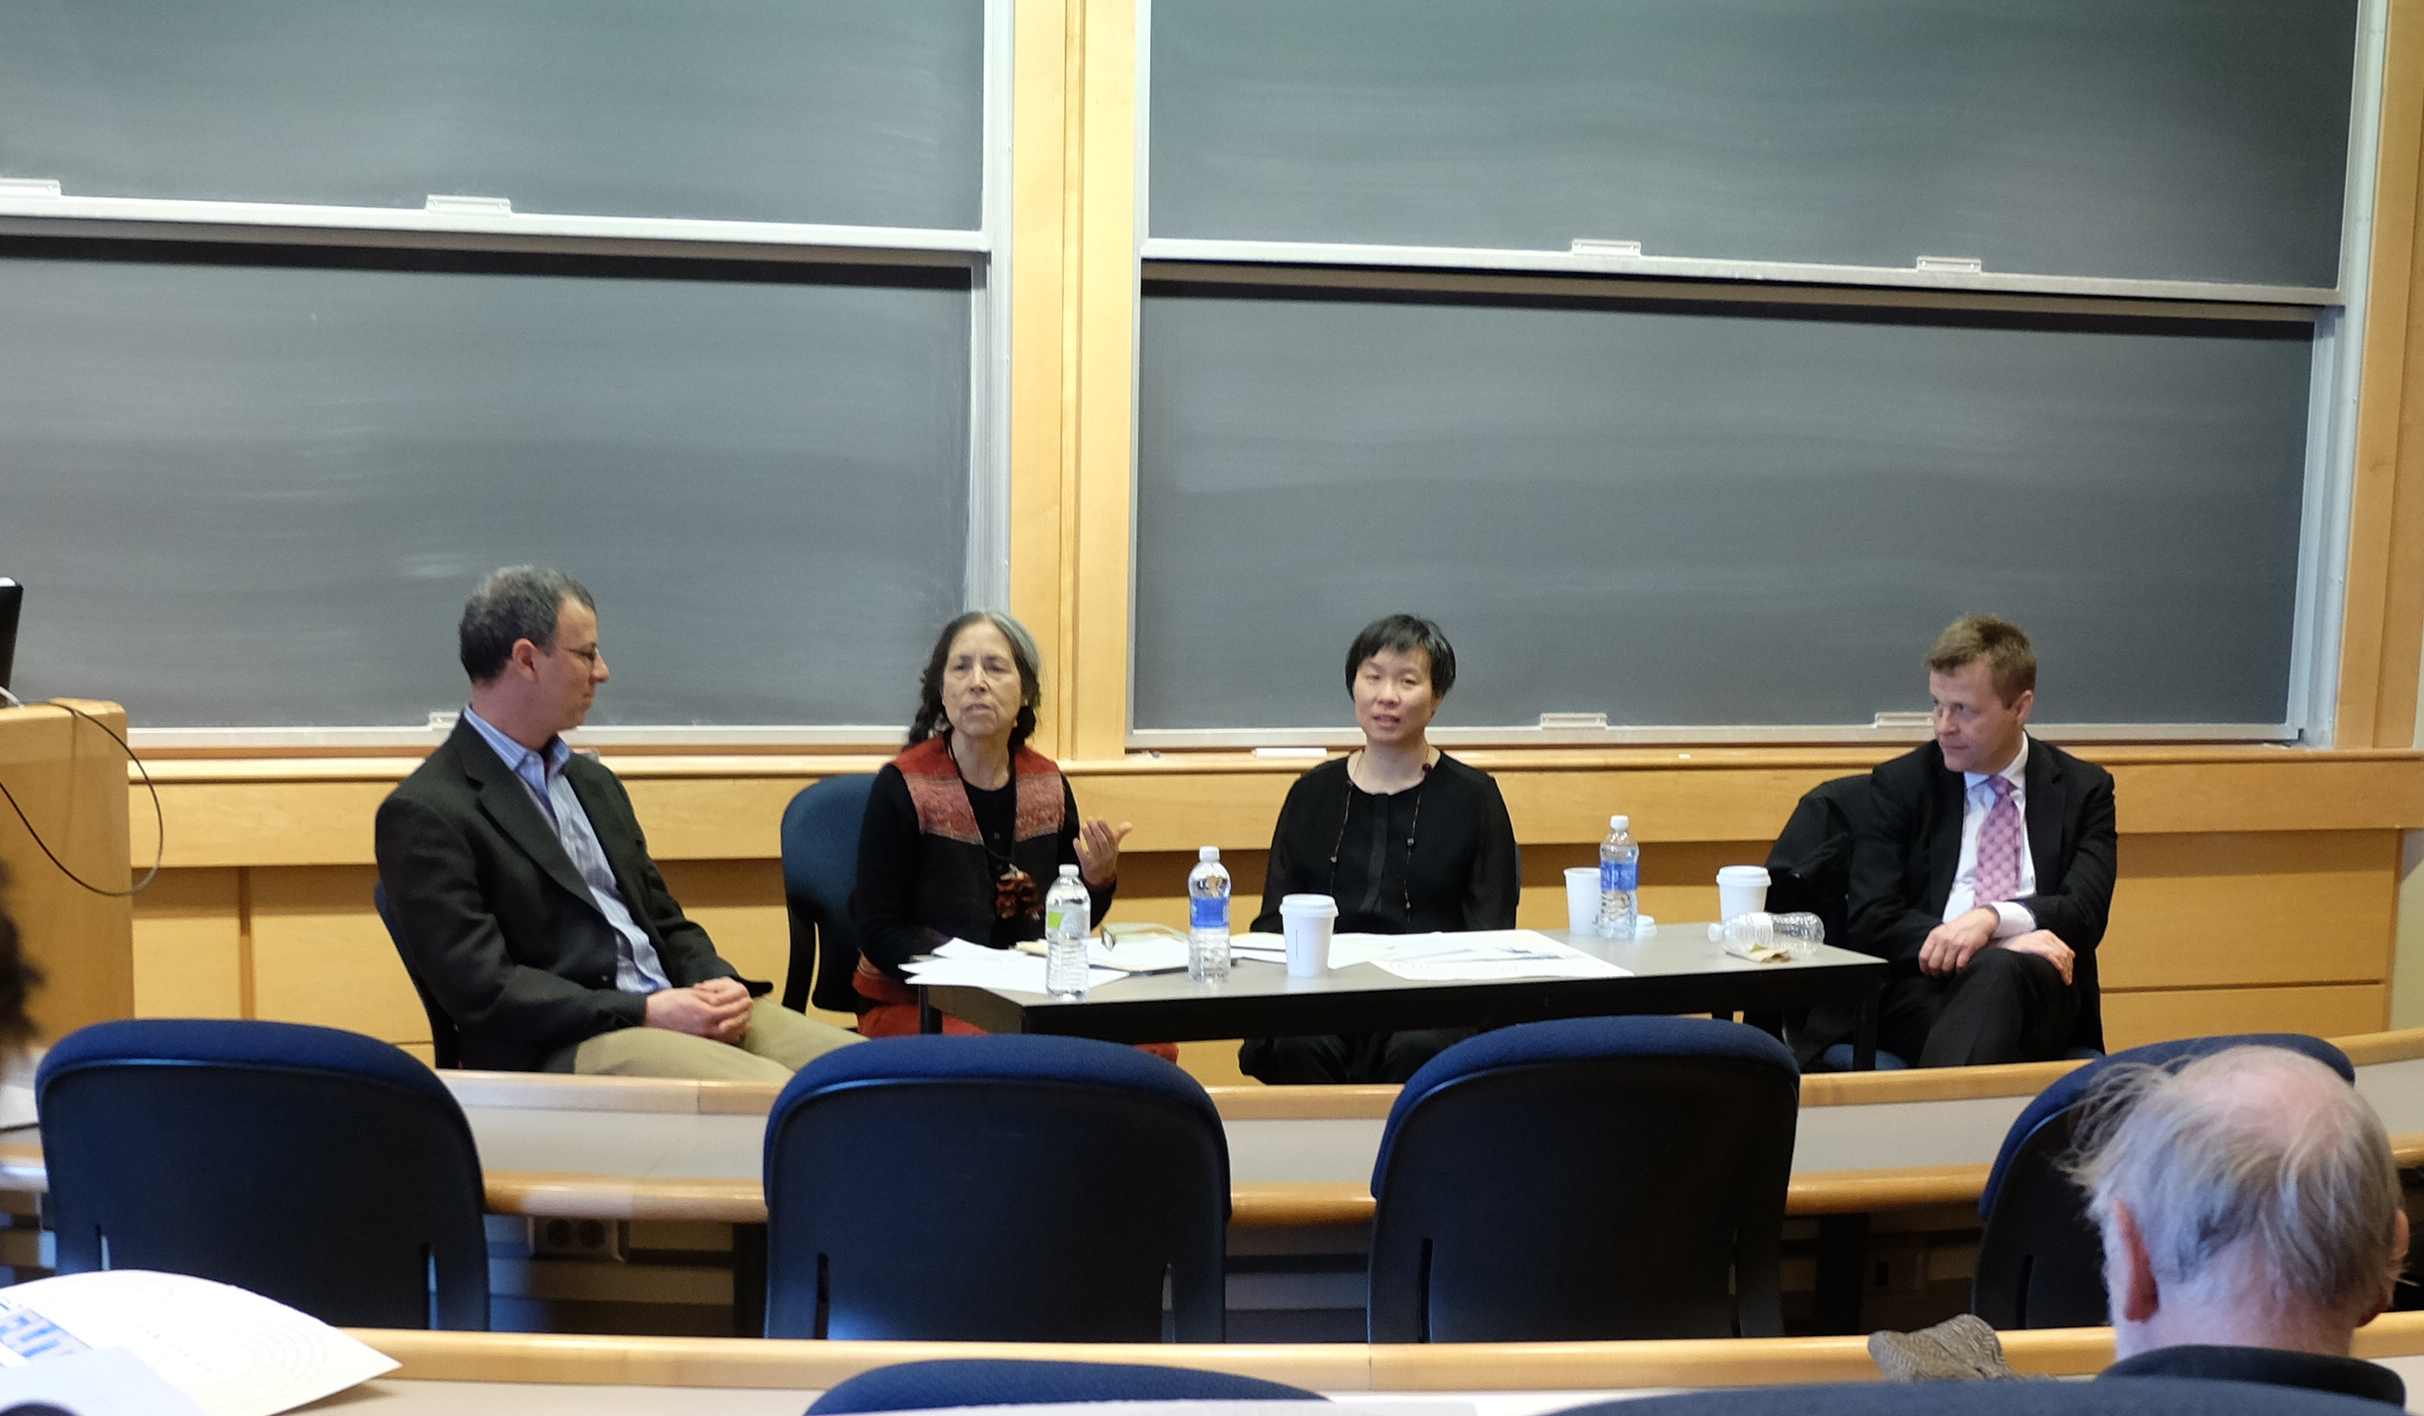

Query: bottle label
left=1600, top=860, right=1637, bottom=893
left=1046, top=903, right=1081, bottom=937
left=1190, top=896, right=1227, bottom=931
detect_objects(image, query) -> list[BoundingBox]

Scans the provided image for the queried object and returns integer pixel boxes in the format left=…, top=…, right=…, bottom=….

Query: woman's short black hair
left=1344, top=614, right=1456, bottom=698
left=906, top=610, right=1045, bottom=751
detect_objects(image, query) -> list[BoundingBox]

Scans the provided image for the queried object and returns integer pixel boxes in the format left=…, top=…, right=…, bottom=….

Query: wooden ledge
left=350, top=1313, right=2424, bottom=1393
left=354, top=1330, right=1373, bottom=1391
left=124, top=742, right=2424, bottom=785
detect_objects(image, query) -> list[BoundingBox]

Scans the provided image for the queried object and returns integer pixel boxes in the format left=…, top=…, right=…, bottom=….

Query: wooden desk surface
left=14, top=1028, right=2422, bottom=1229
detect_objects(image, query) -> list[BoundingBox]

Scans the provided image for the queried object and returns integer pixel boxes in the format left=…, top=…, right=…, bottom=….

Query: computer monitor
left=0, top=579, right=19, bottom=700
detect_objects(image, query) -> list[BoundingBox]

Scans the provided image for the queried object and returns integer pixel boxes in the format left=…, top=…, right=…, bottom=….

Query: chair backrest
left=762, top=1034, right=1228, bottom=1342
left=807, top=1359, right=1325, bottom=1413
left=36, top=1018, right=489, bottom=1330
left=1367, top=1015, right=1799, bottom=1343
left=1971, top=1030, right=2355, bottom=1329
left=780, top=773, right=879, bottom=1014
left=1761, top=773, right=1874, bottom=952
left=373, top=880, right=460, bottom=1069
left=1562, top=1377, right=2388, bottom=1416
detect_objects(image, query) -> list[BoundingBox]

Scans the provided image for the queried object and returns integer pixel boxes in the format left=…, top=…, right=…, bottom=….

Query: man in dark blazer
left=375, top=566, right=860, bottom=1076
left=1846, top=615, right=2116, bottom=1066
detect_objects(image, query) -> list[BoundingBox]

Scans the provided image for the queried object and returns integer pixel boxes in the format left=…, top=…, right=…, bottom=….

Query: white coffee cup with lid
left=1278, top=893, right=1340, bottom=977
left=1716, top=864, right=1772, bottom=922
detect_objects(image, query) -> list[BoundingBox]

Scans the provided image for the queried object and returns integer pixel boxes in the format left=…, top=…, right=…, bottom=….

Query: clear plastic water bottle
left=1187, top=845, right=1232, bottom=983
left=1708, top=911, right=1827, bottom=960
left=1044, top=864, right=1091, bottom=999
left=1597, top=814, right=1639, bottom=940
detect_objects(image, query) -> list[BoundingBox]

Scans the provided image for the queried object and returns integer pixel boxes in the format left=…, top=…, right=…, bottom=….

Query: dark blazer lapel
left=1923, top=744, right=1965, bottom=911
left=452, top=724, right=601, bottom=914
left=2022, top=738, right=2065, bottom=892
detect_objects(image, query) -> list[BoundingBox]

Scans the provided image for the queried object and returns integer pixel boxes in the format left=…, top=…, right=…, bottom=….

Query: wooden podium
left=0, top=700, right=135, bottom=1040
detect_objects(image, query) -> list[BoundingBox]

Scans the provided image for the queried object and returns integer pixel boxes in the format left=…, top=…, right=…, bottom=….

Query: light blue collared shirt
left=462, top=705, right=672, bottom=995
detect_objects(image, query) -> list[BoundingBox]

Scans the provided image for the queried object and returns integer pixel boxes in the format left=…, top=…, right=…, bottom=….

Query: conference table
left=917, top=926, right=1889, bottom=1069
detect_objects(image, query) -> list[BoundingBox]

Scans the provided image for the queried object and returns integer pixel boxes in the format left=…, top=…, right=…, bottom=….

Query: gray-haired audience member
left=2077, top=1045, right=2410, bottom=1405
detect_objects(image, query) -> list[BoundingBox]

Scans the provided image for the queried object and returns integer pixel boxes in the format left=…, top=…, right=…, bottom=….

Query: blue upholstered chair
left=1366, top=1015, right=1799, bottom=1342
left=780, top=773, right=878, bottom=1015
left=807, top=1359, right=1325, bottom=1413
left=373, top=880, right=461, bottom=1069
left=1971, top=1031, right=2355, bottom=1329
left=761, top=1034, right=1228, bottom=1341
left=1560, top=1377, right=2385, bottom=1416
left=37, top=1018, right=489, bottom=1329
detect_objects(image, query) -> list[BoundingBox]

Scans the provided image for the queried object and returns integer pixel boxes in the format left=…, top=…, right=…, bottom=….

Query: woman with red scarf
left=849, top=611, right=1134, bottom=1040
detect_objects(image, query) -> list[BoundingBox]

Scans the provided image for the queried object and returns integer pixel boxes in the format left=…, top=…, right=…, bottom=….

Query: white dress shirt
left=1942, top=734, right=2037, bottom=937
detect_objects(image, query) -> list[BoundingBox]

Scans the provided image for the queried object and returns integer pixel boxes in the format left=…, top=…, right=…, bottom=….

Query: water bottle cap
left=1609, top=814, right=1629, bottom=831
left=1199, top=845, right=1219, bottom=861
left=1058, top=863, right=1080, bottom=877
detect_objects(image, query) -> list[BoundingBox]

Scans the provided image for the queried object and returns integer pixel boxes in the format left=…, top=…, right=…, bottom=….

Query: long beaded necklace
left=1326, top=749, right=1433, bottom=923
left=950, top=735, right=1038, bottom=920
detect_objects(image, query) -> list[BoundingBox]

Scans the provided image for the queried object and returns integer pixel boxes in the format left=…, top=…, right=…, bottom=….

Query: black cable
left=0, top=699, right=164, bottom=898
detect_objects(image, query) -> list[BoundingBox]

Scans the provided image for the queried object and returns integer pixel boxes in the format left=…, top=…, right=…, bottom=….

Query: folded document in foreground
left=0, top=1269, right=396, bottom=1416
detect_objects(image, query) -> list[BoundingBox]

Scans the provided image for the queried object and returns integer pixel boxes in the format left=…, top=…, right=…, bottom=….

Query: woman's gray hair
left=459, top=566, right=594, bottom=683
left=2067, top=1045, right=2401, bottom=1313
left=907, top=610, right=1044, bottom=751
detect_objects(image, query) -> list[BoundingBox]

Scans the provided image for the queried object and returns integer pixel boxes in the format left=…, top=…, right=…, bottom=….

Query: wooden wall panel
left=2102, top=983, right=2388, bottom=1048
left=154, top=778, right=396, bottom=868
left=130, top=866, right=243, bottom=1019
left=2099, top=832, right=2397, bottom=990
left=248, top=863, right=428, bottom=1045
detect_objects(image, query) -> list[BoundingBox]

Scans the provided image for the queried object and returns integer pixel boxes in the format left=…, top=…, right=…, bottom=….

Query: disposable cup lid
left=1716, top=865, right=1772, bottom=884
left=1279, top=893, right=1339, bottom=916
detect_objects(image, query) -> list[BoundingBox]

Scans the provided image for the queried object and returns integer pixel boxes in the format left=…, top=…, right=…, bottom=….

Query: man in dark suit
left=375, top=567, right=860, bottom=1077
left=1846, top=615, right=2116, bottom=1066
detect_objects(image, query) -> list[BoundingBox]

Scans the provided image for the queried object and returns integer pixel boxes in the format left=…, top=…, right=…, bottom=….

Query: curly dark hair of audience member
left=0, top=865, right=42, bottom=1049
left=906, top=611, right=1043, bottom=753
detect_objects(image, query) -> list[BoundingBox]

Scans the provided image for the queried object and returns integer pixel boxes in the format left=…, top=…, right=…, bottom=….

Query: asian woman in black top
left=1238, top=615, right=1520, bottom=1084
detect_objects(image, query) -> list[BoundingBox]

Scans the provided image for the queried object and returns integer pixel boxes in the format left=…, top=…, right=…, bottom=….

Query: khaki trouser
left=569, top=997, right=863, bottom=1081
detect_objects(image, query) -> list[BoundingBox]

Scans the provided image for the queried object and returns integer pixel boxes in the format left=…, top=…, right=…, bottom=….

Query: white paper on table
left=1087, top=934, right=1190, bottom=973
left=905, top=941, right=1123, bottom=994
left=0, top=1270, right=397, bottom=1416
left=1377, top=956, right=1630, bottom=982
left=1361, top=930, right=1630, bottom=982
left=1010, top=933, right=1192, bottom=973
left=0, top=1345, right=207, bottom=1415
left=1323, top=934, right=1398, bottom=967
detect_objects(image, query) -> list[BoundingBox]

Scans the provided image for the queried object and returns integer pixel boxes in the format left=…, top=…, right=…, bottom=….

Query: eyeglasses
left=555, top=645, right=602, bottom=669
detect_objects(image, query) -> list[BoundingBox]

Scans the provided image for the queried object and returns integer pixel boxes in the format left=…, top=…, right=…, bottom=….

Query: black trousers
left=1878, top=947, right=2078, bottom=1068
left=1237, top=1028, right=1476, bottom=1085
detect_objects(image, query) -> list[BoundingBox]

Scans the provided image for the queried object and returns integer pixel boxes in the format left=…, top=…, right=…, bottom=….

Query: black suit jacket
left=1846, top=737, right=2118, bottom=1051
left=373, top=720, right=737, bottom=1071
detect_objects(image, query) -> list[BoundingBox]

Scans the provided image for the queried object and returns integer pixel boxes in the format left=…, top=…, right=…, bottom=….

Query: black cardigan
left=1250, top=753, right=1519, bottom=936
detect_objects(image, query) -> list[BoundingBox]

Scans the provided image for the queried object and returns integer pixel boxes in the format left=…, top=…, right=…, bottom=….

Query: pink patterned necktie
left=1974, top=774, right=2022, bottom=905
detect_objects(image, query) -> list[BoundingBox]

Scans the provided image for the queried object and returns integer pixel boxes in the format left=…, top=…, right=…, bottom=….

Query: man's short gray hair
left=458, top=566, right=594, bottom=683
left=2069, top=1045, right=2401, bottom=1314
